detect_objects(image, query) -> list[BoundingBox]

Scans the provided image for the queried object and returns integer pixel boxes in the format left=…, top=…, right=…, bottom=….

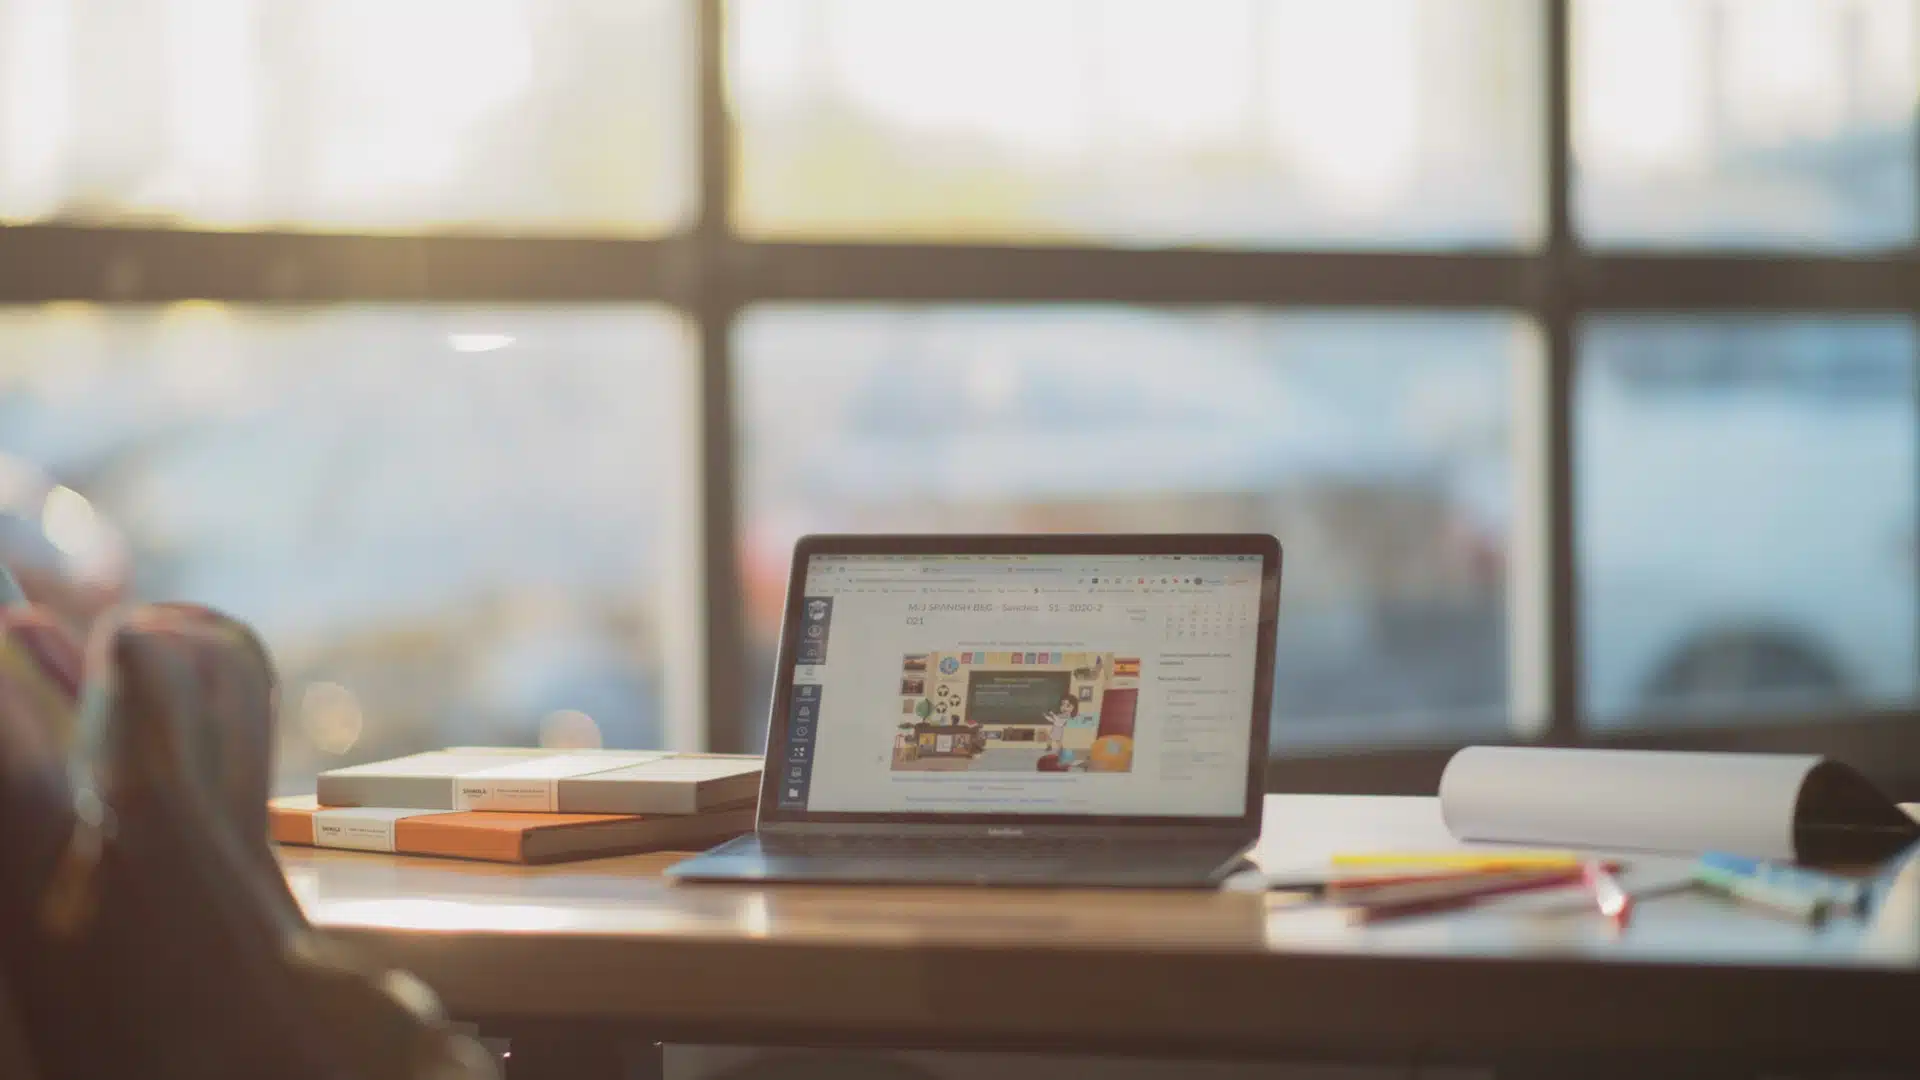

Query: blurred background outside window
left=732, top=0, right=1546, bottom=247
left=1574, top=0, right=1915, bottom=248
left=736, top=307, right=1529, bottom=750
left=0, top=304, right=698, bottom=790
left=0, top=0, right=1914, bottom=792
left=1579, top=316, right=1917, bottom=724
left=0, top=0, right=692, bottom=232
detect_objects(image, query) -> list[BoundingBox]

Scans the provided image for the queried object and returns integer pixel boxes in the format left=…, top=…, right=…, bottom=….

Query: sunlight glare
left=825, top=0, right=1088, bottom=157
left=165, top=0, right=258, bottom=220
left=1264, top=0, right=1421, bottom=207
left=311, top=0, right=534, bottom=214
left=40, top=486, right=101, bottom=561
left=301, top=681, right=367, bottom=756
left=0, top=0, right=70, bottom=220
left=538, top=709, right=604, bottom=749
left=1575, top=0, right=1708, bottom=175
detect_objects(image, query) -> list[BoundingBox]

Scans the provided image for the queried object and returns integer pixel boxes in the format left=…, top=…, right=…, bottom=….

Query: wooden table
left=283, top=796, right=1920, bottom=1079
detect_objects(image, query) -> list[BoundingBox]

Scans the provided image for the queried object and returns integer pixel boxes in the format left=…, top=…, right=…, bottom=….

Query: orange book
left=270, top=795, right=753, bottom=864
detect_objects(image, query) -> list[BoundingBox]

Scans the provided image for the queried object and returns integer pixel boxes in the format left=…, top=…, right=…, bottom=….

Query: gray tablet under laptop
left=669, top=533, right=1281, bottom=888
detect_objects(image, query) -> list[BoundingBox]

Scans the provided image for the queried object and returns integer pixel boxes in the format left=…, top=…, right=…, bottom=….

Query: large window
left=736, top=306, right=1532, bottom=751
left=1573, top=0, right=1916, bottom=248
left=0, top=0, right=693, bottom=232
left=0, top=303, right=700, bottom=790
left=732, top=0, right=1545, bottom=247
left=1579, top=316, right=1917, bottom=725
left=1, top=0, right=1914, bottom=794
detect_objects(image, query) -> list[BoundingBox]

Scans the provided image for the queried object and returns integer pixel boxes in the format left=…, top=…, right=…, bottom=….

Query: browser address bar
left=834, top=566, right=1072, bottom=585
left=835, top=577, right=985, bottom=585
left=921, top=565, right=1067, bottom=575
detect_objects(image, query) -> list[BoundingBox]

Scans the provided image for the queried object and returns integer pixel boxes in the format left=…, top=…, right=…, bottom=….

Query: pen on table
left=1338, top=867, right=1588, bottom=925
left=1263, top=860, right=1625, bottom=898
left=1690, top=863, right=1830, bottom=925
left=1261, top=867, right=1527, bottom=897
left=0, top=565, right=26, bottom=610
left=1697, top=851, right=1869, bottom=915
left=1583, top=860, right=1632, bottom=927
left=1331, top=851, right=1590, bottom=871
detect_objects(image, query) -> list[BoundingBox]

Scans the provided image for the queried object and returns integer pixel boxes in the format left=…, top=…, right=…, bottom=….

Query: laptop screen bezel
left=753, top=533, right=1281, bottom=832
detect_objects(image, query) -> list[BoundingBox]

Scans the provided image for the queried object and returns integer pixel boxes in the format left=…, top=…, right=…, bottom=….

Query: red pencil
left=1583, top=860, right=1634, bottom=927
left=1324, top=862, right=1621, bottom=896
left=1338, top=867, right=1588, bottom=924
left=1263, top=861, right=1623, bottom=897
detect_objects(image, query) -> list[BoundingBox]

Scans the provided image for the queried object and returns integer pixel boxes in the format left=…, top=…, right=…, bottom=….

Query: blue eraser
left=1699, top=851, right=1765, bottom=876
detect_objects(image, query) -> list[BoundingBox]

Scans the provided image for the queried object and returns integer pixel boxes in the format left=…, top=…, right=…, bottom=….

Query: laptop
left=669, top=533, right=1281, bottom=888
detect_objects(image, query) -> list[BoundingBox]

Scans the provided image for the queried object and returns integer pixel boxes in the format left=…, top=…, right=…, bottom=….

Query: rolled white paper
left=1439, top=747, right=1823, bottom=860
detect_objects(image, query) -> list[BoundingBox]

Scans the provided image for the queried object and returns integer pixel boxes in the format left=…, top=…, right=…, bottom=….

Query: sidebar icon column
left=781, top=597, right=832, bottom=809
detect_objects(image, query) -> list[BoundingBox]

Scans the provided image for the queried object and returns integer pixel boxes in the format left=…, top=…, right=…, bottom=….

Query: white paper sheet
left=1227, top=794, right=1700, bottom=894
left=1438, top=747, right=1823, bottom=860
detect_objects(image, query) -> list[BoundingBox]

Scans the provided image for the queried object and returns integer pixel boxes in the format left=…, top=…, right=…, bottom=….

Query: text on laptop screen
left=776, top=553, right=1263, bottom=818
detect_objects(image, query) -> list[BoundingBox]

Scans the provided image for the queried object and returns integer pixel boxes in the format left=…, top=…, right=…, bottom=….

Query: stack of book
left=272, top=748, right=760, bottom=864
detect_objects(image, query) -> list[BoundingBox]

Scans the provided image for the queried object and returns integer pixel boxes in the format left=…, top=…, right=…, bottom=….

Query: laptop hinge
left=755, top=819, right=1254, bottom=844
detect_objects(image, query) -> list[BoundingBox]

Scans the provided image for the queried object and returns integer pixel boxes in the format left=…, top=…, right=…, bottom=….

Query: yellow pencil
left=1331, top=851, right=1588, bottom=870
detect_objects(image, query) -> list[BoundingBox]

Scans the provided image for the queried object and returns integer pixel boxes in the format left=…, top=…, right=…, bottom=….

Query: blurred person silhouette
left=0, top=561, right=497, bottom=1079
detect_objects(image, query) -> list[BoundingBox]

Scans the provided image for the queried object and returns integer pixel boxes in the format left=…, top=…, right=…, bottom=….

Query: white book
left=317, top=747, right=762, bottom=815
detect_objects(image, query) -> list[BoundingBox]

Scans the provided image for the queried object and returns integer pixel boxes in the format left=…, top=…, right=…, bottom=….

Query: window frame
left=1, top=0, right=1915, bottom=795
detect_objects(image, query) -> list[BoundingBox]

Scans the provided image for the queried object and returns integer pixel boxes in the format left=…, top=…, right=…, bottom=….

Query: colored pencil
left=1331, top=851, right=1590, bottom=871
left=1260, top=867, right=1515, bottom=895
left=1261, top=861, right=1623, bottom=897
left=1583, top=860, right=1633, bottom=926
left=1337, top=867, right=1588, bottom=925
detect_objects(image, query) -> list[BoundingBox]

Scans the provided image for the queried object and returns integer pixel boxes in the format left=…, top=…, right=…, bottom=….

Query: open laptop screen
left=772, top=550, right=1267, bottom=819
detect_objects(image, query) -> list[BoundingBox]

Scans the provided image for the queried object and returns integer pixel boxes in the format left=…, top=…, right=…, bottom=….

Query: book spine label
left=454, top=778, right=559, bottom=812
left=312, top=808, right=430, bottom=852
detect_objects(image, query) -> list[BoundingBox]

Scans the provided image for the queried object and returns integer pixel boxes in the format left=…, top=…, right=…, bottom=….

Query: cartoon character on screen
left=1045, top=695, right=1078, bottom=750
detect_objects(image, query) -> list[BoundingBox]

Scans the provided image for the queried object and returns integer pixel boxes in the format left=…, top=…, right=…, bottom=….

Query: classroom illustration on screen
left=891, top=650, right=1139, bottom=774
